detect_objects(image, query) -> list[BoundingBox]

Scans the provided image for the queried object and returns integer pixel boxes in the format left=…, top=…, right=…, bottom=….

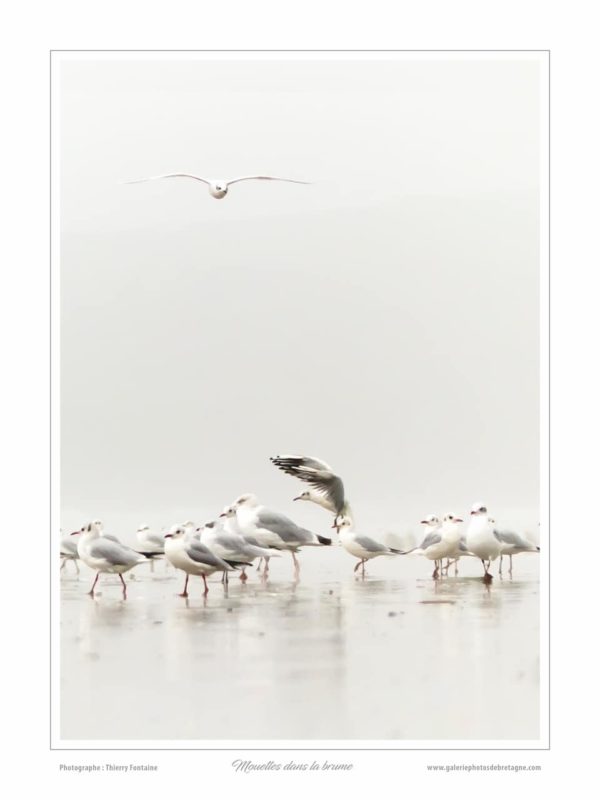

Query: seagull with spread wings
left=121, top=173, right=311, bottom=199
left=269, top=455, right=353, bottom=528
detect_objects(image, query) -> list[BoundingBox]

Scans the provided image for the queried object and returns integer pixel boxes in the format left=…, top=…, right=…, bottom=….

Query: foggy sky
left=60, top=56, right=540, bottom=539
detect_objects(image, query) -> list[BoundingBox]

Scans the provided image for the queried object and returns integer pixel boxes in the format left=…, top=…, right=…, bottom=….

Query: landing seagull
left=334, top=516, right=401, bottom=577
left=231, top=493, right=331, bottom=578
left=270, top=455, right=353, bottom=527
left=122, top=173, right=311, bottom=200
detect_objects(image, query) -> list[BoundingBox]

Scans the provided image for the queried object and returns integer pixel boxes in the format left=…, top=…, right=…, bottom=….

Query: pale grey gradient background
left=60, top=57, right=540, bottom=540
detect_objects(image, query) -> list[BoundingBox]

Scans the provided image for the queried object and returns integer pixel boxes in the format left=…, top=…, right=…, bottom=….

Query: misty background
left=60, top=57, right=540, bottom=540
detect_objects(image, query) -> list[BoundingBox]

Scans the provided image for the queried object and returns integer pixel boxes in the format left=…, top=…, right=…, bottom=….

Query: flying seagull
left=270, top=455, right=353, bottom=527
left=121, top=173, right=311, bottom=200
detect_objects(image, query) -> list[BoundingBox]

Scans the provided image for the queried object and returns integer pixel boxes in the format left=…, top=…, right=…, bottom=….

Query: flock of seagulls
left=61, top=455, right=540, bottom=598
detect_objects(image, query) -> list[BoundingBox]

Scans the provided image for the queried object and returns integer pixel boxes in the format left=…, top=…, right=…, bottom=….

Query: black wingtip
left=389, top=548, right=402, bottom=554
left=317, top=535, right=332, bottom=546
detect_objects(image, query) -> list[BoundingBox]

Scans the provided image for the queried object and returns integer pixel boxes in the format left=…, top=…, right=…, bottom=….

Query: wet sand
left=60, top=546, right=539, bottom=741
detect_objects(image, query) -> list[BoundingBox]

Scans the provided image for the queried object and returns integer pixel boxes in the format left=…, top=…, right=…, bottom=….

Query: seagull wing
left=255, top=508, right=321, bottom=546
left=495, top=529, right=535, bottom=548
left=271, top=454, right=333, bottom=471
left=226, top=176, right=311, bottom=186
left=354, top=535, right=389, bottom=554
left=121, top=173, right=210, bottom=185
left=90, top=539, right=146, bottom=567
left=185, top=539, right=232, bottom=571
left=419, top=530, right=442, bottom=549
left=270, top=455, right=345, bottom=514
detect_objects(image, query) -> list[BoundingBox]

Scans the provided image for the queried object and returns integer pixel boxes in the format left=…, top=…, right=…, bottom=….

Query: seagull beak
left=219, top=512, right=227, bottom=518
left=455, top=518, right=463, bottom=523
left=470, top=510, right=476, bottom=515
left=70, top=531, right=79, bottom=536
left=293, top=495, right=302, bottom=502
left=420, top=520, right=428, bottom=524
left=164, top=534, right=173, bottom=539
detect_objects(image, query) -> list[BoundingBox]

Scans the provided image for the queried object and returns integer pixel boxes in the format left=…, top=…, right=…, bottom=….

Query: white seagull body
left=492, top=525, right=540, bottom=575
left=60, top=530, right=80, bottom=573
left=199, top=519, right=281, bottom=583
left=335, top=516, right=401, bottom=576
left=76, top=522, right=150, bottom=597
left=122, top=173, right=311, bottom=200
left=231, top=493, right=331, bottom=577
left=401, top=515, right=447, bottom=578
left=466, top=503, right=501, bottom=579
left=164, top=525, right=235, bottom=596
left=136, top=524, right=165, bottom=555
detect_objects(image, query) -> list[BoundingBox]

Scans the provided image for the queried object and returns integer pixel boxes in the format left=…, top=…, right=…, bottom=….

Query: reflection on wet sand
left=60, top=548, right=539, bottom=740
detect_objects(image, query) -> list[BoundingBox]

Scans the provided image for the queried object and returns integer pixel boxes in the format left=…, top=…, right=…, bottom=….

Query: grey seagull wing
left=419, top=530, right=442, bottom=549
left=185, top=539, right=232, bottom=571
left=255, top=508, right=315, bottom=545
left=270, top=455, right=345, bottom=514
left=354, top=535, right=390, bottom=554
left=89, top=539, right=144, bottom=568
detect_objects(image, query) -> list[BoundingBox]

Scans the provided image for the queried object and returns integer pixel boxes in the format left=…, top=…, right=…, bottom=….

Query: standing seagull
left=60, top=530, right=80, bottom=574
left=164, top=525, right=235, bottom=596
left=335, top=516, right=401, bottom=576
left=75, top=522, right=150, bottom=598
left=199, top=519, right=280, bottom=583
left=466, top=503, right=502, bottom=581
left=135, top=524, right=165, bottom=572
left=492, top=524, right=540, bottom=576
left=231, top=493, right=331, bottom=578
left=122, top=173, right=311, bottom=200
left=400, top=514, right=443, bottom=577
left=270, top=455, right=353, bottom=527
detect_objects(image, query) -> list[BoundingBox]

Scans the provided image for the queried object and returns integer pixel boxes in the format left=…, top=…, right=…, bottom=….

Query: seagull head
left=137, top=524, right=149, bottom=532
left=332, top=515, right=352, bottom=532
left=442, top=513, right=463, bottom=524
left=293, top=490, right=312, bottom=502
left=470, top=502, right=488, bottom=516
left=233, top=493, right=258, bottom=509
left=219, top=505, right=235, bottom=519
left=76, top=521, right=99, bottom=536
left=164, top=525, right=186, bottom=540
left=420, top=514, right=440, bottom=527
left=92, top=518, right=104, bottom=530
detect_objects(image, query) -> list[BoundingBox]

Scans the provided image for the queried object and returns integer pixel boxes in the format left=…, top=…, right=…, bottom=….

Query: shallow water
left=60, top=546, right=539, bottom=741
